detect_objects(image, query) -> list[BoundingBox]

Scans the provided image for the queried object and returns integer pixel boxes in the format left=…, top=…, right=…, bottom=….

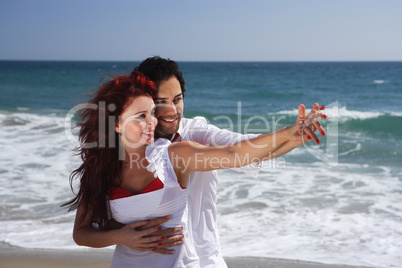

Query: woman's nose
left=147, top=117, right=155, bottom=127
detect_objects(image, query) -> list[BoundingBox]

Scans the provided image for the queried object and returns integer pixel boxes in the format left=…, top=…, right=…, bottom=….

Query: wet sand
left=0, top=243, right=372, bottom=268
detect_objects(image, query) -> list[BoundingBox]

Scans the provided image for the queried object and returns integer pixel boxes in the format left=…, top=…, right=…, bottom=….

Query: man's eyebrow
left=154, top=93, right=183, bottom=100
left=174, top=93, right=183, bottom=98
left=154, top=97, right=167, bottom=100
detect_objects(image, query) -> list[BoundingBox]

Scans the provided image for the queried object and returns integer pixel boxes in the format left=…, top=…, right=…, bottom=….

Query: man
left=124, top=56, right=324, bottom=268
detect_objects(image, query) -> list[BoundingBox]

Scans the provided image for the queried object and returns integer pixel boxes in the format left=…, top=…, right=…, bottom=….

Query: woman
left=64, top=71, right=324, bottom=267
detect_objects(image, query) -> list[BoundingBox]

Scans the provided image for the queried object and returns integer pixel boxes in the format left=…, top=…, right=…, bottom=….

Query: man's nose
left=165, top=103, right=177, bottom=115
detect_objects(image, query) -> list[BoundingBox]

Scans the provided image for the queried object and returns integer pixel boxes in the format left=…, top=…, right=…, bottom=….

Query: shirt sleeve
left=184, top=116, right=262, bottom=177
left=145, top=138, right=177, bottom=184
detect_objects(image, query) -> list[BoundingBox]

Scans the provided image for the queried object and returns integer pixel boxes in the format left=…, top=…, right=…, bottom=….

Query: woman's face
left=116, top=95, right=158, bottom=149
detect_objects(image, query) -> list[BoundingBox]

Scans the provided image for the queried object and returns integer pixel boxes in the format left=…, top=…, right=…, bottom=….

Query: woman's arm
left=72, top=205, right=164, bottom=250
left=169, top=120, right=313, bottom=187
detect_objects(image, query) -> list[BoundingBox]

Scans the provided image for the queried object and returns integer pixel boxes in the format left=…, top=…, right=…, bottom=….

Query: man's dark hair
left=135, top=56, right=186, bottom=97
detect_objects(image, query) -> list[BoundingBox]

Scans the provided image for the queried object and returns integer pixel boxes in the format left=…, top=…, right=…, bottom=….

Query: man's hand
left=110, top=215, right=184, bottom=255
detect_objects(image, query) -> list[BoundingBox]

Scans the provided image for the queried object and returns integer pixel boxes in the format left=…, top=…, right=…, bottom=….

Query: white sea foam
left=216, top=164, right=402, bottom=268
left=373, top=80, right=388, bottom=84
left=338, top=143, right=362, bottom=156
left=276, top=105, right=387, bottom=123
left=0, top=111, right=80, bottom=249
left=1, top=111, right=401, bottom=267
left=389, top=111, right=402, bottom=117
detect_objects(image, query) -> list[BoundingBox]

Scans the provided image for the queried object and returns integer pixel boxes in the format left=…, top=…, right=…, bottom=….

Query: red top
left=109, top=133, right=184, bottom=200
left=109, top=178, right=164, bottom=200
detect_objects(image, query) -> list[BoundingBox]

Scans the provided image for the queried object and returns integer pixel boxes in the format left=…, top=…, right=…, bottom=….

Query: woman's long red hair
left=63, top=71, right=156, bottom=230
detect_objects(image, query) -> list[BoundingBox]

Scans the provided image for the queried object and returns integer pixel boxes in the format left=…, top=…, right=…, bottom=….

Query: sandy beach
left=0, top=243, right=372, bottom=268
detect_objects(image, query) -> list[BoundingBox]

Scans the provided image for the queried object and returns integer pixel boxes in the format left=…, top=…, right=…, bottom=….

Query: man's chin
left=156, top=117, right=181, bottom=138
left=155, top=124, right=179, bottom=139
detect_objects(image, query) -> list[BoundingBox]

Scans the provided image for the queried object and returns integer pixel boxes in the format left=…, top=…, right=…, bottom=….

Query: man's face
left=154, top=76, right=184, bottom=139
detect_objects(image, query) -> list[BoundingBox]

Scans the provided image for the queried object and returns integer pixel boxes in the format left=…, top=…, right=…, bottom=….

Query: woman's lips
left=143, top=129, right=155, bottom=137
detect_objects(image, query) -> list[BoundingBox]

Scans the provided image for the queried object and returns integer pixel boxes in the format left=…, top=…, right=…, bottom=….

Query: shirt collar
left=169, top=119, right=184, bottom=142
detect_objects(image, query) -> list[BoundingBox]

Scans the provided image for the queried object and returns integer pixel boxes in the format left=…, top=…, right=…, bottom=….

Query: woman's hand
left=113, top=216, right=183, bottom=254
left=115, top=220, right=163, bottom=251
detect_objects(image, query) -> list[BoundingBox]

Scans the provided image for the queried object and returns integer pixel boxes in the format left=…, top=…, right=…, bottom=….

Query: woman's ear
left=115, top=116, right=123, bottom=135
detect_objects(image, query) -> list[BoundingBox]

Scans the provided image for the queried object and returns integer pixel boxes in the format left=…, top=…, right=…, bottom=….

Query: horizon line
left=1, top=59, right=402, bottom=63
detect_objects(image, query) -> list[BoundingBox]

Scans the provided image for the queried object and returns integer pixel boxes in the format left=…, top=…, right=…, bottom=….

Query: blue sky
left=0, top=0, right=401, bottom=61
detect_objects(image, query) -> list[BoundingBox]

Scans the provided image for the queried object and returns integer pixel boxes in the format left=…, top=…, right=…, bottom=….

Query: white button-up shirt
left=173, top=117, right=260, bottom=268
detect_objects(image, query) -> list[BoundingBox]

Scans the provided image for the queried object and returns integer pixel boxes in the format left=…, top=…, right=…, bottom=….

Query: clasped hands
left=287, top=102, right=327, bottom=146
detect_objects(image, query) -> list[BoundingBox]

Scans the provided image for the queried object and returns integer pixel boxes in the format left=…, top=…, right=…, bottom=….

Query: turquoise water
left=2, top=61, right=401, bottom=112
left=0, top=61, right=401, bottom=267
left=1, top=61, right=400, bottom=167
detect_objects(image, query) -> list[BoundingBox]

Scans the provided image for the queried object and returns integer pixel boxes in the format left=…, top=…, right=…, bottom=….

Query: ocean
left=0, top=61, right=401, bottom=267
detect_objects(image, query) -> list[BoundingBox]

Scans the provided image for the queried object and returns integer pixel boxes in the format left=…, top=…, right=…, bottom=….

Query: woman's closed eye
left=137, top=114, right=146, bottom=119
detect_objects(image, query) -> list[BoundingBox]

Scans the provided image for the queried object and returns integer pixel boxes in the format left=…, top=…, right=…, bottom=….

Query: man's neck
left=154, top=130, right=176, bottom=141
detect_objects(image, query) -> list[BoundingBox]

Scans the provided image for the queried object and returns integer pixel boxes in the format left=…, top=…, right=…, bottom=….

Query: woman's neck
left=122, top=145, right=147, bottom=169
left=119, top=144, right=155, bottom=194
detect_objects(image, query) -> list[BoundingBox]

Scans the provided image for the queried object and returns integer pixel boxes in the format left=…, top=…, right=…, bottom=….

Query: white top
left=177, top=117, right=260, bottom=268
left=109, top=116, right=260, bottom=268
left=110, top=138, right=199, bottom=268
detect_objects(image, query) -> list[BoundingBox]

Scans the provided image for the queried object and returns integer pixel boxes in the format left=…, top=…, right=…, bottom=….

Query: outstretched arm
left=170, top=110, right=323, bottom=187
left=187, top=103, right=325, bottom=157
